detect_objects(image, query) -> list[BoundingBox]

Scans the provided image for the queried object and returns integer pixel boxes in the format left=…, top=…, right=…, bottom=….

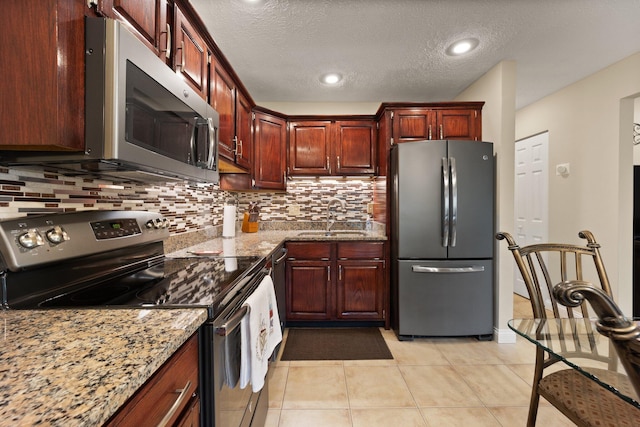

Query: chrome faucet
left=326, top=198, right=346, bottom=232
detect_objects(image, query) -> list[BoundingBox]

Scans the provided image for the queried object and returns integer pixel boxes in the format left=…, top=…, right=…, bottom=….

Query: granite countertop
left=0, top=308, right=207, bottom=427
left=166, top=227, right=387, bottom=259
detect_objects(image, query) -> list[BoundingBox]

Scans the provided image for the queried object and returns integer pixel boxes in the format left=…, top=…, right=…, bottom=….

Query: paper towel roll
left=223, top=239, right=237, bottom=272
left=222, top=205, right=237, bottom=237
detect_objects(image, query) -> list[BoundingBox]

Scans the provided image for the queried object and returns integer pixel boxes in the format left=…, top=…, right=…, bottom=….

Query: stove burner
left=49, top=284, right=133, bottom=306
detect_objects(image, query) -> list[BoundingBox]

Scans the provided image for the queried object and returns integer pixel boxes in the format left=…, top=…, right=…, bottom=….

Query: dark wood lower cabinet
left=287, top=258, right=332, bottom=320
left=105, top=333, right=200, bottom=427
left=285, top=241, right=386, bottom=322
left=336, top=259, right=385, bottom=320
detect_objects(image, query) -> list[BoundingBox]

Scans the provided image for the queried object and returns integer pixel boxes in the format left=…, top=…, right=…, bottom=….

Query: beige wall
left=258, top=102, right=380, bottom=115
left=455, top=60, right=518, bottom=342
left=634, top=98, right=640, bottom=164
left=515, top=53, right=640, bottom=315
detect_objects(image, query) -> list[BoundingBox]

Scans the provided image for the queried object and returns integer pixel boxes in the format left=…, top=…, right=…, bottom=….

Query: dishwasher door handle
left=411, top=265, right=485, bottom=273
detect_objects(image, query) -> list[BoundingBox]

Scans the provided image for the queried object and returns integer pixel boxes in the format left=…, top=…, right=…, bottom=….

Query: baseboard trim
left=495, top=327, right=516, bottom=343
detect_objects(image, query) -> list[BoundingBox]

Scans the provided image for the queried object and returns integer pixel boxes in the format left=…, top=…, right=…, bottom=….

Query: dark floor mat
left=279, top=327, right=393, bottom=361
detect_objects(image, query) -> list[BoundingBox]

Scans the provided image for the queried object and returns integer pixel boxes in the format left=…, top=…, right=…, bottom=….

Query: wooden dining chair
left=497, top=231, right=640, bottom=426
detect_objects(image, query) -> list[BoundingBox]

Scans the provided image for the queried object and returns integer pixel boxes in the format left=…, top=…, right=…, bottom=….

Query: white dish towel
left=239, top=275, right=282, bottom=392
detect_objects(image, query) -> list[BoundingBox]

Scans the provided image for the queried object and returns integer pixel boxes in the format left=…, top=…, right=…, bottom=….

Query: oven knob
left=18, top=230, right=44, bottom=249
left=162, top=218, right=169, bottom=228
left=45, top=226, right=69, bottom=244
left=145, top=220, right=154, bottom=229
left=154, top=218, right=163, bottom=229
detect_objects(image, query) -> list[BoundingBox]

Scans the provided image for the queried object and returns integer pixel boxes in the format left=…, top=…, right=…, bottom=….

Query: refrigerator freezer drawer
left=396, top=259, right=493, bottom=339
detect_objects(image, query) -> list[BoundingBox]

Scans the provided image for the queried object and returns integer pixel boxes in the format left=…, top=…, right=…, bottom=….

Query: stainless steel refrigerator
left=390, top=140, right=494, bottom=340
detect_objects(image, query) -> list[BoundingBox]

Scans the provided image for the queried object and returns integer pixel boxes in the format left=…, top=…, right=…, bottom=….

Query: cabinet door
left=212, top=63, right=236, bottom=163
left=336, top=259, right=385, bottom=320
left=98, top=0, right=169, bottom=61
left=288, top=121, right=333, bottom=175
left=286, top=260, right=332, bottom=320
left=174, top=6, right=208, bottom=99
left=437, top=109, right=481, bottom=141
left=254, top=111, right=287, bottom=190
left=175, top=397, right=200, bottom=427
left=235, top=91, right=253, bottom=170
left=2, top=0, right=85, bottom=150
left=392, top=109, right=436, bottom=143
left=335, top=120, right=376, bottom=175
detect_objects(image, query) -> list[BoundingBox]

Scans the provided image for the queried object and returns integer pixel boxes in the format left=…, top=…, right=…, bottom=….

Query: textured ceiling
left=191, top=0, right=640, bottom=110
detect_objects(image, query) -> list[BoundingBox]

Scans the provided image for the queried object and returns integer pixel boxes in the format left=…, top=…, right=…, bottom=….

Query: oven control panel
left=91, top=218, right=142, bottom=240
left=0, top=210, right=170, bottom=271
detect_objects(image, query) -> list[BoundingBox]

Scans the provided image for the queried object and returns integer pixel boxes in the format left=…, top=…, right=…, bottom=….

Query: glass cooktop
left=11, top=256, right=264, bottom=313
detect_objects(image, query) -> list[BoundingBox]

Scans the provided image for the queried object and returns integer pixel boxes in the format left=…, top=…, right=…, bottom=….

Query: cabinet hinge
left=390, top=111, right=394, bottom=120
left=286, top=122, right=290, bottom=131
left=474, top=110, right=478, bottom=118
left=376, top=122, right=379, bottom=130
left=252, top=112, right=255, bottom=121
left=87, top=0, right=97, bottom=8
left=390, top=137, right=395, bottom=146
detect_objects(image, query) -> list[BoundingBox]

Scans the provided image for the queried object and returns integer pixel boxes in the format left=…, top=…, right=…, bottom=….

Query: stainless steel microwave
left=2, top=17, right=219, bottom=184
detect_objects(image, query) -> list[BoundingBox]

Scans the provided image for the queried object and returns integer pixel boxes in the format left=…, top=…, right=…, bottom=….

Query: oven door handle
left=215, top=305, right=250, bottom=336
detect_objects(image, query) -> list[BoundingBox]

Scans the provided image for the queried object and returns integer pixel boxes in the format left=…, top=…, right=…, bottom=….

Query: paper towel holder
left=222, top=197, right=239, bottom=238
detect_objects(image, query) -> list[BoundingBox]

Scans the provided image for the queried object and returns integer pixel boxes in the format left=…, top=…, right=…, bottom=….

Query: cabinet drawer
left=106, top=333, right=199, bottom=427
left=286, top=242, right=332, bottom=260
left=337, top=242, right=384, bottom=259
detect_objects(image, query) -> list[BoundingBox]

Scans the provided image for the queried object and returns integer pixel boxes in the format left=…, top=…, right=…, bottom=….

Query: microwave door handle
left=189, top=117, right=198, bottom=166
left=207, top=117, right=217, bottom=170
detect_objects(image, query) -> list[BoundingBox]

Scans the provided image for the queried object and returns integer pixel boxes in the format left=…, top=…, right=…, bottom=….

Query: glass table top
left=509, top=317, right=640, bottom=409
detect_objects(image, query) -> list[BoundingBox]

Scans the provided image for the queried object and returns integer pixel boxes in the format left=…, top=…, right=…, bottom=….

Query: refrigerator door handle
left=411, top=265, right=485, bottom=273
left=442, top=157, right=450, bottom=247
left=450, top=157, right=458, bottom=247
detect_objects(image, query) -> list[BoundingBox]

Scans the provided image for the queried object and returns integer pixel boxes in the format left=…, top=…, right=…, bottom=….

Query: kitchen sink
left=296, top=230, right=368, bottom=237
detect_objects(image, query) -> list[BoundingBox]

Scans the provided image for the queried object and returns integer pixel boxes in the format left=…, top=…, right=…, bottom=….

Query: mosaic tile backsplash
left=0, top=166, right=377, bottom=237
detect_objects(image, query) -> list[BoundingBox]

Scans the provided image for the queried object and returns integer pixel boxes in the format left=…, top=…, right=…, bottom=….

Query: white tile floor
left=263, top=295, right=576, bottom=427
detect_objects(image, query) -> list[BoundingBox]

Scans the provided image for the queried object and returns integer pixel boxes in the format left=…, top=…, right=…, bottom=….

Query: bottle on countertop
left=365, top=215, right=373, bottom=231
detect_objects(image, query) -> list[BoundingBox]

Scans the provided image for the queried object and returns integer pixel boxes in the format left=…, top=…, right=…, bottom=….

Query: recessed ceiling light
left=446, top=38, right=479, bottom=56
left=320, top=73, right=342, bottom=85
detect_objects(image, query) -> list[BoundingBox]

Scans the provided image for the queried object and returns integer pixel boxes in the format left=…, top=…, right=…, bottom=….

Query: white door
left=514, top=132, right=549, bottom=297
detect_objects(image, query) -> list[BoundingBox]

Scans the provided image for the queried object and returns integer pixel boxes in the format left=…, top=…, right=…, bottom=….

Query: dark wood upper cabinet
left=375, top=102, right=484, bottom=176
left=389, top=104, right=482, bottom=143
left=211, top=58, right=255, bottom=172
left=98, top=0, right=169, bottom=62
left=437, top=109, right=480, bottom=140
left=392, top=109, right=435, bottom=142
left=174, top=5, right=208, bottom=99
left=334, top=120, right=376, bottom=175
left=212, top=62, right=236, bottom=163
left=253, top=111, right=287, bottom=190
left=288, top=119, right=376, bottom=176
left=288, top=121, right=333, bottom=175
left=235, top=91, right=253, bottom=170
left=1, top=0, right=88, bottom=150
